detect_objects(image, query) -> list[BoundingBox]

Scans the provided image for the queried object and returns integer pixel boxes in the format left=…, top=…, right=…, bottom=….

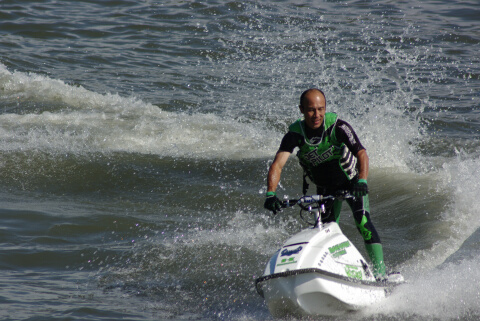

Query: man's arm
left=356, top=149, right=369, bottom=180
left=335, top=120, right=369, bottom=181
left=267, top=151, right=291, bottom=192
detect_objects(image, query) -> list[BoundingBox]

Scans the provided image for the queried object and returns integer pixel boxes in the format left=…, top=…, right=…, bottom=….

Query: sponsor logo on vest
left=340, top=124, right=356, bottom=145
left=304, top=146, right=335, bottom=166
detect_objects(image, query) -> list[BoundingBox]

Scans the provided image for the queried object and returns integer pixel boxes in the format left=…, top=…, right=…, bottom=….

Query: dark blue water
left=1, top=0, right=480, bottom=320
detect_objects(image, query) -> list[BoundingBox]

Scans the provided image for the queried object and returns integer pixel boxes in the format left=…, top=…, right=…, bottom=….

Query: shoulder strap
left=302, top=171, right=309, bottom=195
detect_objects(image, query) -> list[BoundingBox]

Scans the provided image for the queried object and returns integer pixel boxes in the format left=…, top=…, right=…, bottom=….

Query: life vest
left=289, top=113, right=358, bottom=189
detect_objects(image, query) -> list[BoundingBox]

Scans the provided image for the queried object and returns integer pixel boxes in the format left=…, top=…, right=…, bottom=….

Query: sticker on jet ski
left=329, top=241, right=351, bottom=258
left=276, top=245, right=304, bottom=266
left=345, top=265, right=363, bottom=280
left=281, top=246, right=303, bottom=257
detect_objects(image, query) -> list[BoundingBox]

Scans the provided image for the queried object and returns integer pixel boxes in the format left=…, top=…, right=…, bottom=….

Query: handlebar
left=280, top=191, right=354, bottom=209
left=277, top=191, right=354, bottom=227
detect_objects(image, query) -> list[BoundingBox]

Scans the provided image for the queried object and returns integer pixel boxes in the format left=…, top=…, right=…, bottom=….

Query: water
left=1, top=0, right=480, bottom=320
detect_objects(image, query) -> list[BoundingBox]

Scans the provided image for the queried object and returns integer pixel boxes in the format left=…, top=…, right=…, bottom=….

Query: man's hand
left=264, top=191, right=282, bottom=214
left=352, top=179, right=369, bottom=197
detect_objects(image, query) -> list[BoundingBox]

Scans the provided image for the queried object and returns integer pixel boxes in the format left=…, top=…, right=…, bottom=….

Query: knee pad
left=354, top=211, right=381, bottom=243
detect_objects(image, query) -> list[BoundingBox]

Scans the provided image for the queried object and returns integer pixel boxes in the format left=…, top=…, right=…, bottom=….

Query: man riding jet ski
left=264, top=88, right=391, bottom=281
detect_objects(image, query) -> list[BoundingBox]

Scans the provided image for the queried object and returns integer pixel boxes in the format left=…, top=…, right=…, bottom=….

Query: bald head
left=298, top=88, right=327, bottom=130
left=299, top=88, right=326, bottom=109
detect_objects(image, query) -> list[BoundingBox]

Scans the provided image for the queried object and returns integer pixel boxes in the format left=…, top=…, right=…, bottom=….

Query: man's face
left=299, top=91, right=326, bottom=130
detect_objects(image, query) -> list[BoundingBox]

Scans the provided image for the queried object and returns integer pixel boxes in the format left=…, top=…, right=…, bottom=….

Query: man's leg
left=316, top=186, right=343, bottom=223
left=347, top=195, right=386, bottom=278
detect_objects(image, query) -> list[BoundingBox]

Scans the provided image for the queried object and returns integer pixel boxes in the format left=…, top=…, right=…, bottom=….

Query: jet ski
left=255, top=192, right=403, bottom=318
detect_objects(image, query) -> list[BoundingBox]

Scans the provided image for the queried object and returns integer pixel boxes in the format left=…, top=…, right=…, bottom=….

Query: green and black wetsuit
left=278, top=112, right=385, bottom=277
left=283, top=113, right=360, bottom=193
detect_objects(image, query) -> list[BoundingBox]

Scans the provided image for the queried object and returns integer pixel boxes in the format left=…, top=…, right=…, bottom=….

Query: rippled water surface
left=1, top=0, right=480, bottom=320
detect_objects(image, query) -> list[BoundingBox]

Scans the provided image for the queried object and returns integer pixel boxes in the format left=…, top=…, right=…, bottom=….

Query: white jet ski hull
left=256, top=221, right=390, bottom=317
left=257, top=268, right=386, bottom=317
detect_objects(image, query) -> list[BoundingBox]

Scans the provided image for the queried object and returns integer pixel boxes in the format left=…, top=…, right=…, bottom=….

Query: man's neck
left=305, top=123, right=325, bottom=139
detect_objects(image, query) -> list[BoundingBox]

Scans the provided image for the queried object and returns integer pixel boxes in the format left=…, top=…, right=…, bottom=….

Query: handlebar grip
left=281, top=199, right=298, bottom=208
left=280, top=192, right=354, bottom=209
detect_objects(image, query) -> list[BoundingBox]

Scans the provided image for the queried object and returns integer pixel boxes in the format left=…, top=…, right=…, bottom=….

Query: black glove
left=264, top=191, right=282, bottom=214
left=352, top=179, right=369, bottom=197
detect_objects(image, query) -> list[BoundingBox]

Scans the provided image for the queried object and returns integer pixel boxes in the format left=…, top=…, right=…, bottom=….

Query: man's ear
left=299, top=104, right=304, bottom=113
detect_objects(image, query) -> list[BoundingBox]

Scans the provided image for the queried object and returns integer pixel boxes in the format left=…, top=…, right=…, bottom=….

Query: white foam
left=363, top=257, right=480, bottom=319
left=0, top=64, right=279, bottom=159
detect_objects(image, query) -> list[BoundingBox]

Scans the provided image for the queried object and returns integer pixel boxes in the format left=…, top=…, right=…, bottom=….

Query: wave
left=0, top=63, right=279, bottom=160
